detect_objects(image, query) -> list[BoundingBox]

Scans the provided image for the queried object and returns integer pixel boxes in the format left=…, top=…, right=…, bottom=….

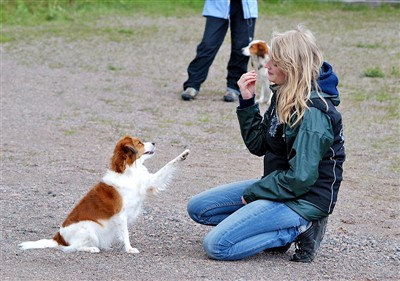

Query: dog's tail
left=19, top=231, right=67, bottom=250
left=18, top=239, right=58, bottom=250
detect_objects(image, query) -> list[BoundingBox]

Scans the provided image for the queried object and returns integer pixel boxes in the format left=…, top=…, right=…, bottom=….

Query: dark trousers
left=183, top=1, right=256, bottom=92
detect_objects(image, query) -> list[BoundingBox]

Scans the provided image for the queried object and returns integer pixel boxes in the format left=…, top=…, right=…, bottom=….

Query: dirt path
left=1, top=11, right=399, bottom=281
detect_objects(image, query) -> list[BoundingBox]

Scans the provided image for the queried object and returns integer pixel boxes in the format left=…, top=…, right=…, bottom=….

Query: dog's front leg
left=262, top=81, right=272, bottom=105
left=149, top=149, right=190, bottom=192
left=170, top=149, right=190, bottom=164
left=118, top=214, right=139, bottom=254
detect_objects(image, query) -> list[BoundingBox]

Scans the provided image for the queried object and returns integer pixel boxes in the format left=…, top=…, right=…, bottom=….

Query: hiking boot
left=223, top=88, right=240, bottom=102
left=181, top=87, right=198, bottom=101
left=290, top=216, right=329, bottom=263
left=264, top=243, right=292, bottom=254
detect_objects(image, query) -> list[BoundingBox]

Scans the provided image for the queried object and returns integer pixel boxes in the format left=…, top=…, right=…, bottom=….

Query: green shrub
left=363, top=67, right=384, bottom=78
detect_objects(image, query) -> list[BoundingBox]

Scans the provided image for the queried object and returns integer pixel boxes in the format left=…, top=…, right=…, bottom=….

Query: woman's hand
left=237, top=71, right=257, bottom=100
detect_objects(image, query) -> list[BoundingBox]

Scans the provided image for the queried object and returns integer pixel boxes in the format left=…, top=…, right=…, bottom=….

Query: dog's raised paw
left=179, top=149, right=190, bottom=161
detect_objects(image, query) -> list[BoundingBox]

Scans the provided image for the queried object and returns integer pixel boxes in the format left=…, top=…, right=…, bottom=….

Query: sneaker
left=290, top=216, right=328, bottom=263
left=223, top=88, right=240, bottom=102
left=181, top=87, right=198, bottom=101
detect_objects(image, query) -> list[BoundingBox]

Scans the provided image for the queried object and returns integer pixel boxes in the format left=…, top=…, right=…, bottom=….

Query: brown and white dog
left=19, top=136, right=190, bottom=254
left=242, top=40, right=272, bottom=104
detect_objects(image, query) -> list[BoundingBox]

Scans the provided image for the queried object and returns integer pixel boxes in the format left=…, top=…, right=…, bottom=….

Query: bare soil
left=1, top=11, right=399, bottom=281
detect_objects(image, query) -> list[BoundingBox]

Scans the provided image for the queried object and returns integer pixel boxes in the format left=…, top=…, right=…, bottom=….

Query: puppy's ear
left=123, top=144, right=138, bottom=155
left=123, top=143, right=138, bottom=168
left=110, top=142, right=138, bottom=173
left=258, top=42, right=269, bottom=57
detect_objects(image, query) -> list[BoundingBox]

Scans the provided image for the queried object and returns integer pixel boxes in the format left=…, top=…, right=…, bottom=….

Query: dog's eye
left=133, top=140, right=143, bottom=147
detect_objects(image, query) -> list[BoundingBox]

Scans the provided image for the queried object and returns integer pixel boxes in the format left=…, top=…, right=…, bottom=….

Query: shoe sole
left=182, top=93, right=197, bottom=101
left=182, top=95, right=194, bottom=101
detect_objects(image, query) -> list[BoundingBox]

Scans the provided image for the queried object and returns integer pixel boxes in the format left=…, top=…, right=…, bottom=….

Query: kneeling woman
left=187, top=26, right=345, bottom=263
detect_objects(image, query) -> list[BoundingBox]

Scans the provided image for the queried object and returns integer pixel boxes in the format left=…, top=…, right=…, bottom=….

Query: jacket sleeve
left=242, top=109, right=334, bottom=202
left=236, top=103, right=268, bottom=157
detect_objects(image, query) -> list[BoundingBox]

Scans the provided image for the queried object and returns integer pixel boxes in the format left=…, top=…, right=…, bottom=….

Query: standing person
left=187, top=26, right=345, bottom=262
left=181, top=0, right=258, bottom=102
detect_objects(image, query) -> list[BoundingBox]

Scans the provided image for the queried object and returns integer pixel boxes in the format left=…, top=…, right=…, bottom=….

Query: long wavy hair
left=270, top=25, right=324, bottom=127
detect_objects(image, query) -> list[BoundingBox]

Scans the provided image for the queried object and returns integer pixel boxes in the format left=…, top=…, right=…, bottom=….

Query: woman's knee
left=187, top=195, right=205, bottom=224
left=203, top=234, right=223, bottom=260
left=203, top=231, right=234, bottom=261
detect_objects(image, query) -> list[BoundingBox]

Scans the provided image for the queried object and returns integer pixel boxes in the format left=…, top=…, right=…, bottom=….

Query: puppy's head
left=242, top=40, right=269, bottom=59
left=110, top=136, right=155, bottom=173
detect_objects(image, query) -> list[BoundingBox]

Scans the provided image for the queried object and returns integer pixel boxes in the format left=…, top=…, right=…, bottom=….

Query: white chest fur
left=102, top=162, right=151, bottom=223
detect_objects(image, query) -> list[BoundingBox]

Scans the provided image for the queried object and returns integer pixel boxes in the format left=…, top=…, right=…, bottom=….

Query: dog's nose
left=152, top=142, right=155, bottom=146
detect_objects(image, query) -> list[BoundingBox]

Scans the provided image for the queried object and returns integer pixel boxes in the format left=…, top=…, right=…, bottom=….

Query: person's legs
left=183, top=16, right=228, bottom=92
left=226, top=1, right=255, bottom=92
left=202, top=200, right=309, bottom=261
left=187, top=179, right=257, bottom=226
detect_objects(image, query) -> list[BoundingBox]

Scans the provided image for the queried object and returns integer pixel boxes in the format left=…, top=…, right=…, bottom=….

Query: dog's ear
left=257, top=42, right=269, bottom=58
left=110, top=139, right=138, bottom=173
left=123, top=144, right=138, bottom=155
left=122, top=143, right=138, bottom=169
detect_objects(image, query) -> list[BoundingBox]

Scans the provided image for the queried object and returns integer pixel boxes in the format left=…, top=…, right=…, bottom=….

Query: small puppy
left=19, top=136, right=190, bottom=254
left=242, top=40, right=272, bottom=104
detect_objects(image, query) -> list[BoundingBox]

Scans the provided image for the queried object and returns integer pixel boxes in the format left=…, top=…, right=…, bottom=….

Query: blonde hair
left=270, top=25, right=323, bottom=127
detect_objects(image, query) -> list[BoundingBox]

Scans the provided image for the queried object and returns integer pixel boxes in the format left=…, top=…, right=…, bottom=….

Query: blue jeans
left=187, top=179, right=309, bottom=261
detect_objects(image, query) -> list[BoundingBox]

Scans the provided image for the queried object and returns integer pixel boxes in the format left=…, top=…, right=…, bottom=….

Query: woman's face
left=265, top=59, right=286, bottom=85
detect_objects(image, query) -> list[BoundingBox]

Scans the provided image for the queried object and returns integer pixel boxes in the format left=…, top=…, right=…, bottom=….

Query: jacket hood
left=317, top=62, right=339, bottom=97
left=270, top=61, right=341, bottom=105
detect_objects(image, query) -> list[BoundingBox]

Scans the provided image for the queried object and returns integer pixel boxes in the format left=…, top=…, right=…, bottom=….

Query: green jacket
left=237, top=91, right=345, bottom=220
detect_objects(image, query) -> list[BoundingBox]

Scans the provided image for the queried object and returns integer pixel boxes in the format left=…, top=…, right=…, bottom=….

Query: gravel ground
left=1, top=10, right=399, bottom=281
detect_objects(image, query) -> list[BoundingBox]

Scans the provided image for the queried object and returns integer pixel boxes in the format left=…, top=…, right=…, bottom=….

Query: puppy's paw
left=88, top=247, right=100, bottom=253
left=126, top=246, right=140, bottom=254
left=179, top=149, right=190, bottom=161
left=77, top=246, right=100, bottom=253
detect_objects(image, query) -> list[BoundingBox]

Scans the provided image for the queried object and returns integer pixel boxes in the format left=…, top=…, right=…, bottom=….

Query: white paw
left=88, top=247, right=100, bottom=253
left=179, top=149, right=190, bottom=161
left=78, top=246, right=100, bottom=253
left=126, top=247, right=140, bottom=254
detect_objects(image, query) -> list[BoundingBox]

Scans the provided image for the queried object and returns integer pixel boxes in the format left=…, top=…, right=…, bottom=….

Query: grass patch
left=356, top=42, right=380, bottom=49
left=259, top=0, right=400, bottom=15
left=375, top=91, right=395, bottom=103
left=199, top=115, right=211, bottom=124
left=0, top=33, right=14, bottom=43
left=117, top=28, right=134, bottom=35
left=88, top=115, right=124, bottom=127
left=347, top=85, right=399, bottom=110
left=62, top=129, right=78, bottom=136
left=107, top=64, right=123, bottom=71
left=386, top=104, right=399, bottom=119
left=351, top=90, right=368, bottom=102
left=363, top=67, right=385, bottom=78
left=0, top=0, right=204, bottom=26
left=2, top=0, right=399, bottom=26
left=391, top=66, right=400, bottom=77
left=2, top=1, right=398, bottom=43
